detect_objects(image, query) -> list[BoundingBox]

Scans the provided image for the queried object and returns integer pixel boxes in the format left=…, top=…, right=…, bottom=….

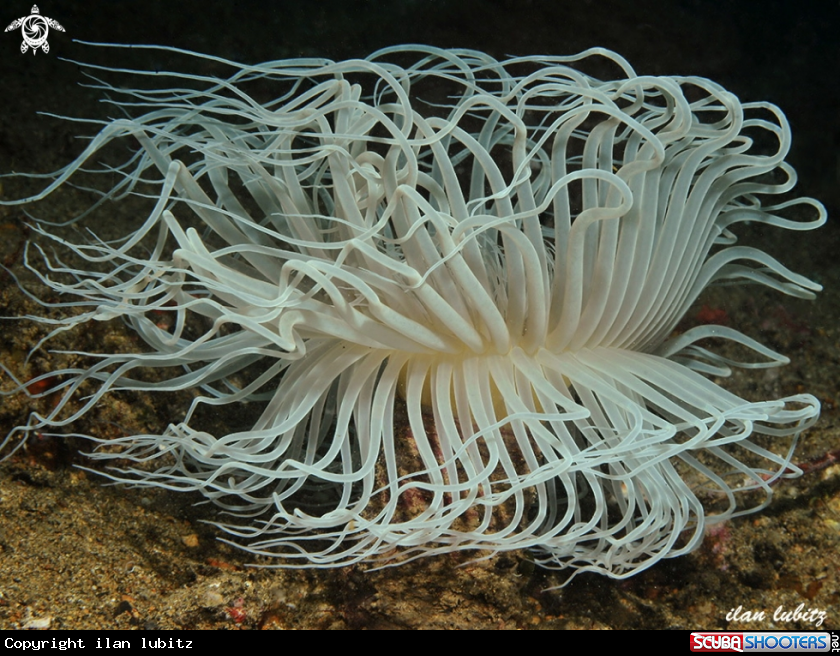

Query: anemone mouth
left=0, top=43, right=824, bottom=580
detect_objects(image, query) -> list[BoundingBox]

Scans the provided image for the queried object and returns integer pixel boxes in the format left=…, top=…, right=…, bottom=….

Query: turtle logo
left=5, top=5, right=65, bottom=55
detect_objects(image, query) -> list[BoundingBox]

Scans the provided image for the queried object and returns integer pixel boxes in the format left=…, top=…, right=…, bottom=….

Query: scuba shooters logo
left=691, top=634, right=745, bottom=653
left=690, top=632, right=834, bottom=653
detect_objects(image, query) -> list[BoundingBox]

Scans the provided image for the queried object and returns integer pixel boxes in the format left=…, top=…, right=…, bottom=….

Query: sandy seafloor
left=0, top=0, right=838, bottom=630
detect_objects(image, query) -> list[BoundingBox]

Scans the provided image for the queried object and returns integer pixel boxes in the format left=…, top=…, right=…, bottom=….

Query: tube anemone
left=0, top=44, right=825, bottom=580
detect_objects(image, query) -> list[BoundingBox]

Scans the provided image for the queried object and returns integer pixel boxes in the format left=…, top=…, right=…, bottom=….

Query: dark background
left=2, top=0, right=838, bottom=223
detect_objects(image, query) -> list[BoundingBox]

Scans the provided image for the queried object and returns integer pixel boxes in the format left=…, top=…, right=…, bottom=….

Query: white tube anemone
left=0, top=44, right=825, bottom=580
